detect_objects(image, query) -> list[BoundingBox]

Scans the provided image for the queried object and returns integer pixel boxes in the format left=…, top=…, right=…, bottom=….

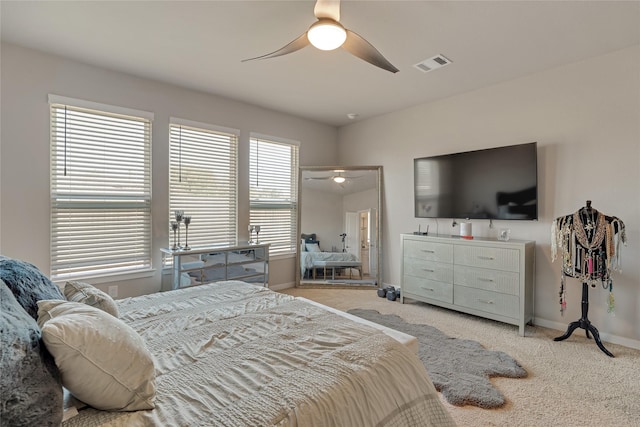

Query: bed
left=299, top=233, right=363, bottom=279
left=300, top=251, right=360, bottom=278
left=2, top=257, right=455, bottom=426
left=64, top=281, right=454, bottom=426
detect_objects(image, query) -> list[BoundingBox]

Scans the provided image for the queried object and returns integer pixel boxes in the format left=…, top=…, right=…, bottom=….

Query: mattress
left=63, top=281, right=454, bottom=427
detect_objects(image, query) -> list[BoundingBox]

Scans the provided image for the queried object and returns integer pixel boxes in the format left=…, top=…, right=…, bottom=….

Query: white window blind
left=249, top=135, right=299, bottom=256
left=169, top=120, right=238, bottom=247
left=50, top=99, right=152, bottom=280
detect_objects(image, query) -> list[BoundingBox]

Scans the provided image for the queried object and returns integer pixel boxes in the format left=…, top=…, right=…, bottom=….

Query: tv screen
left=414, top=142, right=538, bottom=220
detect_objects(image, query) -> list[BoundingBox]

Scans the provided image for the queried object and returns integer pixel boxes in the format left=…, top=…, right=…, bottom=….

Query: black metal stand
left=554, top=282, right=614, bottom=357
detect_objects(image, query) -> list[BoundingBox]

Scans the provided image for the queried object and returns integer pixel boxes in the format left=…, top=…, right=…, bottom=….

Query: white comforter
left=63, top=281, right=454, bottom=427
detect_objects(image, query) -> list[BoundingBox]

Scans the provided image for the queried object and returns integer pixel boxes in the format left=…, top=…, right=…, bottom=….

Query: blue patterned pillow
left=0, top=257, right=65, bottom=320
left=0, top=280, right=63, bottom=425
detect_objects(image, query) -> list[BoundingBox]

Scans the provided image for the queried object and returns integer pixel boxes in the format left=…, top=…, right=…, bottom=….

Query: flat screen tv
left=414, top=142, right=538, bottom=220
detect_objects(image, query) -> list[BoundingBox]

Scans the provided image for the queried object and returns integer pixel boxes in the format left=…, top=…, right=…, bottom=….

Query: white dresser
left=400, top=233, right=535, bottom=336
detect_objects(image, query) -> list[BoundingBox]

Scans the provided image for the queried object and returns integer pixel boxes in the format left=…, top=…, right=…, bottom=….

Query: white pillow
left=37, top=300, right=156, bottom=411
left=306, top=243, right=321, bottom=252
left=64, top=281, right=119, bottom=318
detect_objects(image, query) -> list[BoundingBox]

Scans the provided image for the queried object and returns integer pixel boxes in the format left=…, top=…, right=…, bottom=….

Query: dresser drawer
left=454, top=265, right=520, bottom=296
left=454, top=286, right=519, bottom=319
left=404, top=258, right=453, bottom=283
left=403, top=275, right=453, bottom=304
left=454, top=245, right=519, bottom=272
left=403, top=239, right=453, bottom=263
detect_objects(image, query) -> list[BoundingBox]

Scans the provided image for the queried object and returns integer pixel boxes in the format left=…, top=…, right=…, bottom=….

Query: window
left=169, top=119, right=238, bottom=247
left=49, top=95, right=153, bottom=280
left=249, top=134, right=299, bottom=256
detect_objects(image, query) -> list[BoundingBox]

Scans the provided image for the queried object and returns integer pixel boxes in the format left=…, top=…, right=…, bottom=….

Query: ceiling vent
left=413, top=54, right=452, bottom=73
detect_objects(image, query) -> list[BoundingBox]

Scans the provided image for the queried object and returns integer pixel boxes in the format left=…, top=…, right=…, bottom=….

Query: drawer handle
left=477, top=299, right=495, bottom=305
left=478, top=277, right=495, bottom=283
left=422, top=268, right=435, bottom=273
left=421, top=249, right=436, bottom=254
left=478, top=256, right=495, bottom=260
left=420, top=286, right=435, bottom=292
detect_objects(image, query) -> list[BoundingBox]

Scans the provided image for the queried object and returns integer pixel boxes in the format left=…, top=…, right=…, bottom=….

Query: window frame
left=249, top=133, right=300, bottom=257
left=49, top=95, right=154, bottom=282
left=168, top=118, right=239, bottom=250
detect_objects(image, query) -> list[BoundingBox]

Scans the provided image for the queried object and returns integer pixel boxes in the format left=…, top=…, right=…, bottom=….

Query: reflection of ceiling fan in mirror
left=305, top=171, right=363, bottom=184
left=242, top=0, right=399, bottom=73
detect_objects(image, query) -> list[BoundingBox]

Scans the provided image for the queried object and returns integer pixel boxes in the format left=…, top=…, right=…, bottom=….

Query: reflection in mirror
left=297, top=166, right=382, bottom=288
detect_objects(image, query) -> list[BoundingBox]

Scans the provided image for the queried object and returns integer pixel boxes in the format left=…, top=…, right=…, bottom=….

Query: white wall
left=300, top=188, right=343, bottom=251
left=343, top=188, right=378, bottom=215
left=0, top=43, right=338, bottom=297
left=301, top=187, right=377, bottom=252
left=338, top=45, right=640, bottom=347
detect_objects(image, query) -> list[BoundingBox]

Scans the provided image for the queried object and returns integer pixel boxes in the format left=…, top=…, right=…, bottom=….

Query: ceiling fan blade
left=314, top=0, right=341, bottom=22
left=241, top=33, right=309, bottom=62
left=342, top=29, right=399, bottom=73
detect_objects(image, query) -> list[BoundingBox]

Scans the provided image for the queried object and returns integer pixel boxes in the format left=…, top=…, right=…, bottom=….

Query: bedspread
left=300, top=251, right=358, bottom=276
left=63, top=281, right=454, bottom=427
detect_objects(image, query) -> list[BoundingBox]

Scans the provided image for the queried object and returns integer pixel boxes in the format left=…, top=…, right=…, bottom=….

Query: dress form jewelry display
left=551, top=200, right=626, bottom=357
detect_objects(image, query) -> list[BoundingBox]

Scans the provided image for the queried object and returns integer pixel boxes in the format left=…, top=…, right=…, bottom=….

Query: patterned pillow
left=37, top=300, right=156, bottom=411
left=64, top=281, right=119, bottom=318
left=0, top=257, right=65, bottom=320
left=0, top=280, right=63, bottom=425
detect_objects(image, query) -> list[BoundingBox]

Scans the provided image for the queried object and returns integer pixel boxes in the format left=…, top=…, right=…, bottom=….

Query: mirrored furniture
left=162, top=243, right=269, bottom=290
left=296, top=166, right=382, bottom=287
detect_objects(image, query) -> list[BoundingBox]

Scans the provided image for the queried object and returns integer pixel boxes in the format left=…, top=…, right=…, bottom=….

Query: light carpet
left=281, top=287, right=640, bottom=427
left=347, top=309, right=527, bottom=408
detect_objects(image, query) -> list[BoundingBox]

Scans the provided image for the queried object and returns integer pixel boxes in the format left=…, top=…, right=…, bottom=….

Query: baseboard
left=533, top=318, right=640, bottom=351
left=269, top=282, right=295, bottom=291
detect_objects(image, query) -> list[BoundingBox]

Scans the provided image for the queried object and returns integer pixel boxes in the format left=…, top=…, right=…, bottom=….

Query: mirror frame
left=296, top=165, right=383, bottom=288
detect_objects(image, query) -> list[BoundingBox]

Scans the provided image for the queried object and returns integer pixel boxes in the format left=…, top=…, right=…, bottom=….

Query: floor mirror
left=296, top=166, right=382, bottom=288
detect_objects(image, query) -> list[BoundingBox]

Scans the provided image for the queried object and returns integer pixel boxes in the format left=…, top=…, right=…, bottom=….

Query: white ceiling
left=2, top=1, right=639, bottom=127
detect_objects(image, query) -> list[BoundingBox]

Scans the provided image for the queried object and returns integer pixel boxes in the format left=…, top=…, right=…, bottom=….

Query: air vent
left=413, top=54, right=452, bottom=73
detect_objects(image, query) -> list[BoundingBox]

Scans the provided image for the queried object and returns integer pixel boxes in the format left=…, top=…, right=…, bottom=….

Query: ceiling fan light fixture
left=307, top=19, right=347, bottom=51
left=333, top=176, right=346, bottom=183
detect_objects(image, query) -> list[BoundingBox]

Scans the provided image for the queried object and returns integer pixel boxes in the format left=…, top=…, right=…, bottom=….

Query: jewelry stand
left=554, top=281, right=614, bottom=357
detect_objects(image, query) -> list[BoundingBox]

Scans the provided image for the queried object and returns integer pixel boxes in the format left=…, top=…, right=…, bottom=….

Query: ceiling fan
left=305, top=171, right=362, bottom=184
left=242, top=0, right=399, bottom=73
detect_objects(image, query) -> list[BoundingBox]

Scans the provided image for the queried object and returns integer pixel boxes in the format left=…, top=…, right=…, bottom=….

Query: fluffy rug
left=348, top=309, right=527, bottom=408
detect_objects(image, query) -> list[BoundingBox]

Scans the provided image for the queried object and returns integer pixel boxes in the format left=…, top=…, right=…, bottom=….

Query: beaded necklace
left=573, top=210, right=605, bottom=250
